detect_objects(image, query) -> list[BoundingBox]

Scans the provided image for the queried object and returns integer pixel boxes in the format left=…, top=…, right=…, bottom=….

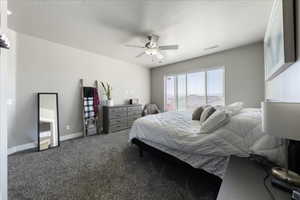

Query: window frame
left=164, top=75, right=177, bottom=112
left=164, top=66, right=225, bottom=111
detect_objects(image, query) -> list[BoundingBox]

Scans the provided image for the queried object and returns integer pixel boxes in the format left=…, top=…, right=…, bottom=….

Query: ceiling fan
left=124, top=34, right=179, bottom=60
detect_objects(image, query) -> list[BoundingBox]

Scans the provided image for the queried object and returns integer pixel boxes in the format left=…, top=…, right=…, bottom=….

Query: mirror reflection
left=38, top=93, right=59, bottom=151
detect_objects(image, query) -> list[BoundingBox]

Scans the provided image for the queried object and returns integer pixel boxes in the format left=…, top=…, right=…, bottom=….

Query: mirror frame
left=37, top=92, right=60, bottom=151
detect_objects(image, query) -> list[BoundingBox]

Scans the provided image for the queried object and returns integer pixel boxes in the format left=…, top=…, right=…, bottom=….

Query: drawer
left=109, top=107, right=127, bottom=113
left=109, top=118, right=127, bottom=126
left=109, top=123, right=128, bottom=132
left=108, top=111, right=127, bottom=119
left=128, top=110, right=142, bottom=116
left=128, top=106, right=142, bottom=112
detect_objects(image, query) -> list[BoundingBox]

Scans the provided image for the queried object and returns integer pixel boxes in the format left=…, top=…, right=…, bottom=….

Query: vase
left=107, top=99, right=114, bottom=106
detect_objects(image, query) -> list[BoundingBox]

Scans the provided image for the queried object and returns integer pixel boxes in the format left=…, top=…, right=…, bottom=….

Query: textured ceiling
left=8, top=0, right=274, bottom=67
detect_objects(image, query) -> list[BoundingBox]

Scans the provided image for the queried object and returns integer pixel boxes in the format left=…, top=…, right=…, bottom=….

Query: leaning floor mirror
left=37, top=93, right=60, bottom=151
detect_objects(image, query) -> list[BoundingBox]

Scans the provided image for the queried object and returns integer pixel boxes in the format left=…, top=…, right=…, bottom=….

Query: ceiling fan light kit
left=125, top=34, right=179, bottom=62
left=145, top=48, right=158, bottom=56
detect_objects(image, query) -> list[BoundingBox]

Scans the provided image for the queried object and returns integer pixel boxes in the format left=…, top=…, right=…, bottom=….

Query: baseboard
left=8, top=132, right=83, bottom=155
left=60, top=132, right=83, bottom=142
left=7, top=142, right=36, bottom=155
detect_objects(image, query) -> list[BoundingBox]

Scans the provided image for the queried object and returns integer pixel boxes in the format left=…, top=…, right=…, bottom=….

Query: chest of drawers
left=103, top=104, right=142, bottom=133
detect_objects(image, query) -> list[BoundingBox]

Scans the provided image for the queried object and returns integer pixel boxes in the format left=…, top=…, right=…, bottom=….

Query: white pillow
left=199, top=106, right=215, bottom=124
left=214, top=105, right=225, bottom=111
left=200, top=110, right=230, bottom=134
left=226, top=102, right=244, bottom=116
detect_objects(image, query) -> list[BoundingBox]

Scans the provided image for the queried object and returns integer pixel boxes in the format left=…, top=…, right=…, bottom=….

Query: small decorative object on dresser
left=129, top=98, right=139, bottom=105
left=100, top=81, right=113, bottom=106
left=103, top=104, right=142, bottom=133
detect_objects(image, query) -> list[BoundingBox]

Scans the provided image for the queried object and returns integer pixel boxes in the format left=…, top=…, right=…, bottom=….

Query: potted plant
left=101, top=82, right=113, bottom=106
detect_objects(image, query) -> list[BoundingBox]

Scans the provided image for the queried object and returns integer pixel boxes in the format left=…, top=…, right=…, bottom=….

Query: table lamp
left=262, top=101, right=300, bottom=188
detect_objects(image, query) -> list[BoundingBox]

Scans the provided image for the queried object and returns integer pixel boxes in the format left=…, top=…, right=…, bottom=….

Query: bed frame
left=131, top=138, right=222, bottom=180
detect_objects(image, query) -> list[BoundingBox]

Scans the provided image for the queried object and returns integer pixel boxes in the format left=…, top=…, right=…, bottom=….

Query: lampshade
left=262, top=101, right=300, bottom=141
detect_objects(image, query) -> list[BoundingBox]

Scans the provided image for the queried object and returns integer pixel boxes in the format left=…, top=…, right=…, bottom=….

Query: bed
left=129, top=108, right=284, bottom=178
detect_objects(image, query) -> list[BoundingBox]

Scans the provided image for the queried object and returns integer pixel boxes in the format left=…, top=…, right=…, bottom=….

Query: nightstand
left=217, top=156, right=291, bottom=200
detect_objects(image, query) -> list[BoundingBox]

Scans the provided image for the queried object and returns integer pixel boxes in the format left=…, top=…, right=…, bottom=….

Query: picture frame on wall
left=264, top=0, right=295, bottom=81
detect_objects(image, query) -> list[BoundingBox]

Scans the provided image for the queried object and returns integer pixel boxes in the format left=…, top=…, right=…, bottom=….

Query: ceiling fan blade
left=136, top=52, right=145, bottom=58
left=159, top=45, right=179, bottom=50
left=125, top=44, right=145, bottom=48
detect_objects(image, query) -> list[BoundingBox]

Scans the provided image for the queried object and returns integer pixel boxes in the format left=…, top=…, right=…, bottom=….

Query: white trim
left=60, top=132, right=83, bottom=142
left=8, top=132, right=83, bottom=155
left=222, top=66, right=227, bottom=105
left=163, top=76, right=166, bottom=111
left=7, top=143, right=36, bottom=155
left=204, top=71, right=208, bottom=104
left=175, top=75, right=178, bottom=110
left=0, top=1, right=8, bottom=199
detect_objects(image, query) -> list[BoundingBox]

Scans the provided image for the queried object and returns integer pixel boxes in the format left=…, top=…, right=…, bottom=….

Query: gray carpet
left=8, top=130, right=221, bottom=200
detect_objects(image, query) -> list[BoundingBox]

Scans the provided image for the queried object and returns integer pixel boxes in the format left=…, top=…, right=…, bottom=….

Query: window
left=187, top=72, right=205, bottom=110
left=176, top=74, right=187, bottom=111
left=165, top=76, right=176, bottom=111
left=164, top=67, right=225, bottom=111
left=207, top=68, right=225, bottom=106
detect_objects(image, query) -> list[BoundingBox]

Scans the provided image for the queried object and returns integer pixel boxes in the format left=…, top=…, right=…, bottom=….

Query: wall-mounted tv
left=264, top=0, right=295, bottom=81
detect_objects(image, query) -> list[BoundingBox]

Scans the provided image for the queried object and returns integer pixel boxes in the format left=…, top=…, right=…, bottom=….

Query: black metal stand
left=131, top=138, right=222, bottom=183
left=289, top=140, right=300, bottom=174
left=271, top=176, right=295, bottom=193
left=139, top=147, right=143, bottom=158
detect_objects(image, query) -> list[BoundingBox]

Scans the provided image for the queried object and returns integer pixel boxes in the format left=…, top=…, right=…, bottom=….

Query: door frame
left=0, top=1, right=8, bottom=200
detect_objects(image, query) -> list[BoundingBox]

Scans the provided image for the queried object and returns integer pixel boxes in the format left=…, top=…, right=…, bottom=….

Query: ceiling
left=8, top=0, right=274, bottom=68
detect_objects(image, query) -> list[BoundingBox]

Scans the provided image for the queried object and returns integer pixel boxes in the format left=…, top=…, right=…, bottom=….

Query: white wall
left=265, top=1, right=300, bottom=102
left=151, top=42, right=265, bottom=110
left=7, top=29, right=151, bottom=148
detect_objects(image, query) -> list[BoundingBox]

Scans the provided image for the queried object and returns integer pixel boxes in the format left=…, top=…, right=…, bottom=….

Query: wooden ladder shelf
left=80, top=79, right=102, bottom=136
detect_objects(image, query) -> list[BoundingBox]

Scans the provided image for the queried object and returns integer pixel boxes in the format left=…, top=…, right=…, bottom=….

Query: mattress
left=136, top=138, right=230, bottom=178
left=129, top=108, right=285, bottom=178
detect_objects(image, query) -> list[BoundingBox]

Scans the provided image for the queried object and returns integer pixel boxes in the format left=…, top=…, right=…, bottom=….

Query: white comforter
left=129, top=108, right=284, bottom=165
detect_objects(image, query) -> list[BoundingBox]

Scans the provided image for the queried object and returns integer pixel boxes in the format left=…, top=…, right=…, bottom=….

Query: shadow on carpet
left=8, top=130, right=221, bottom=200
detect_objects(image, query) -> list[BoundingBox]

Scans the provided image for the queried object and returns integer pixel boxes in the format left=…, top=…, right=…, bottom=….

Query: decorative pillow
left=199, top=106, right=216, bottom=124
left=214, top=105, right=225, bottom=111
left=200, top=110, right=230, bottom=134
left=192, top=106, right=205, bottom=120
left=226, top=102, right=244, bottom=116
